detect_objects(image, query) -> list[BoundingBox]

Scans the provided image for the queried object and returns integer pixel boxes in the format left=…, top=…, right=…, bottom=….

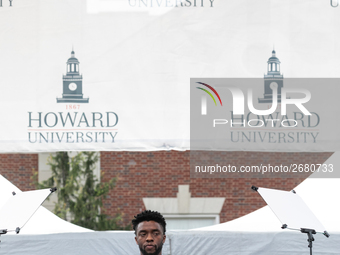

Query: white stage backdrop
left=0, top=0, right=339, bottom=152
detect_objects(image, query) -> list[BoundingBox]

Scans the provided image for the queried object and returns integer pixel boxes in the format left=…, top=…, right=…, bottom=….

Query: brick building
left=0, top=151, right=333, bottom=229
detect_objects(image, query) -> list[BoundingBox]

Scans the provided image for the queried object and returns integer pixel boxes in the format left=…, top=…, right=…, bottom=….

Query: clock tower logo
left=57, top=50, right=89, bottom=103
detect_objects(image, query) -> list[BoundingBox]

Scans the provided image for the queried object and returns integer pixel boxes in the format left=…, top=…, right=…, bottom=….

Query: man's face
left=135, top=220, right=166, bottom=255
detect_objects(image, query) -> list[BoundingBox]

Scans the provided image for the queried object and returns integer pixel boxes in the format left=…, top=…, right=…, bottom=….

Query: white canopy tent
left=176, top=179, right=340, bottom=254
left=167, top=173, right=340, bottom=255
left=0, top=175, right=91, bottom=235
left=195, top=152, right=340, bottom=233
left=0, top=176, right=143, bottom=254
left=194, top=178, right=340, bottom=233
left=185, top=153, right=340, bottom=254
left=0, top=171, right=339, bottom=254
left=1, top=229, right=339, bottom=255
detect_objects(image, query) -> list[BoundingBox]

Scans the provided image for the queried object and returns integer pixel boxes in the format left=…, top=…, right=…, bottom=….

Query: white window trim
left=163, top=214, right=220, bottom=225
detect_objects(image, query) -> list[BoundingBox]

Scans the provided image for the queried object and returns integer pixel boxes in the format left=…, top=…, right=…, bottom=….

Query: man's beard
left=139, top=243, right=163, bottom=255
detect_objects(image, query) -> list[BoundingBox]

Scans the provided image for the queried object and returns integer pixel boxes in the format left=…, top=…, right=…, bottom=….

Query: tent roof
left=195, top=152, right=340, bottom=233
left=0, top=175, right=92, bottom=234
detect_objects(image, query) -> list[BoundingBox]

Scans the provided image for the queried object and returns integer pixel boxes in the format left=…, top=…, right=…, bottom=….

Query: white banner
left=0, top=0, right=339, bottom=152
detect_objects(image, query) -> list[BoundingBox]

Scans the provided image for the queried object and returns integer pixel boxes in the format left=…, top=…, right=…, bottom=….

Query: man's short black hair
left=132, top=210, right=166, bottom=234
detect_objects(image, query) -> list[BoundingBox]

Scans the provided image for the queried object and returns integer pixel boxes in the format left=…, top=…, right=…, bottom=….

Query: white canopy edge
left=194, top=152, right=340, bottom=233
left=0, top=175, right=92, bottom=234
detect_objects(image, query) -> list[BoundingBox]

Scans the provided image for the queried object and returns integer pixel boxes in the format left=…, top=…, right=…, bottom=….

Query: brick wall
left=0, top=154, right=38, bottom=191
left=100, top=151, right=333, bottom=227
left=0, top=152, right=333, bottom=229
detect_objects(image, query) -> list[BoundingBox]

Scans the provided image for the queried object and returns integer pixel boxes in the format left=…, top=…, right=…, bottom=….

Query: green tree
left=36, top=151, right=127, bottom=230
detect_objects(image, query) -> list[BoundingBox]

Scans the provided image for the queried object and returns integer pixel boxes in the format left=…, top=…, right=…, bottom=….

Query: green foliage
left=37, top=151, right=128, bottom=230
